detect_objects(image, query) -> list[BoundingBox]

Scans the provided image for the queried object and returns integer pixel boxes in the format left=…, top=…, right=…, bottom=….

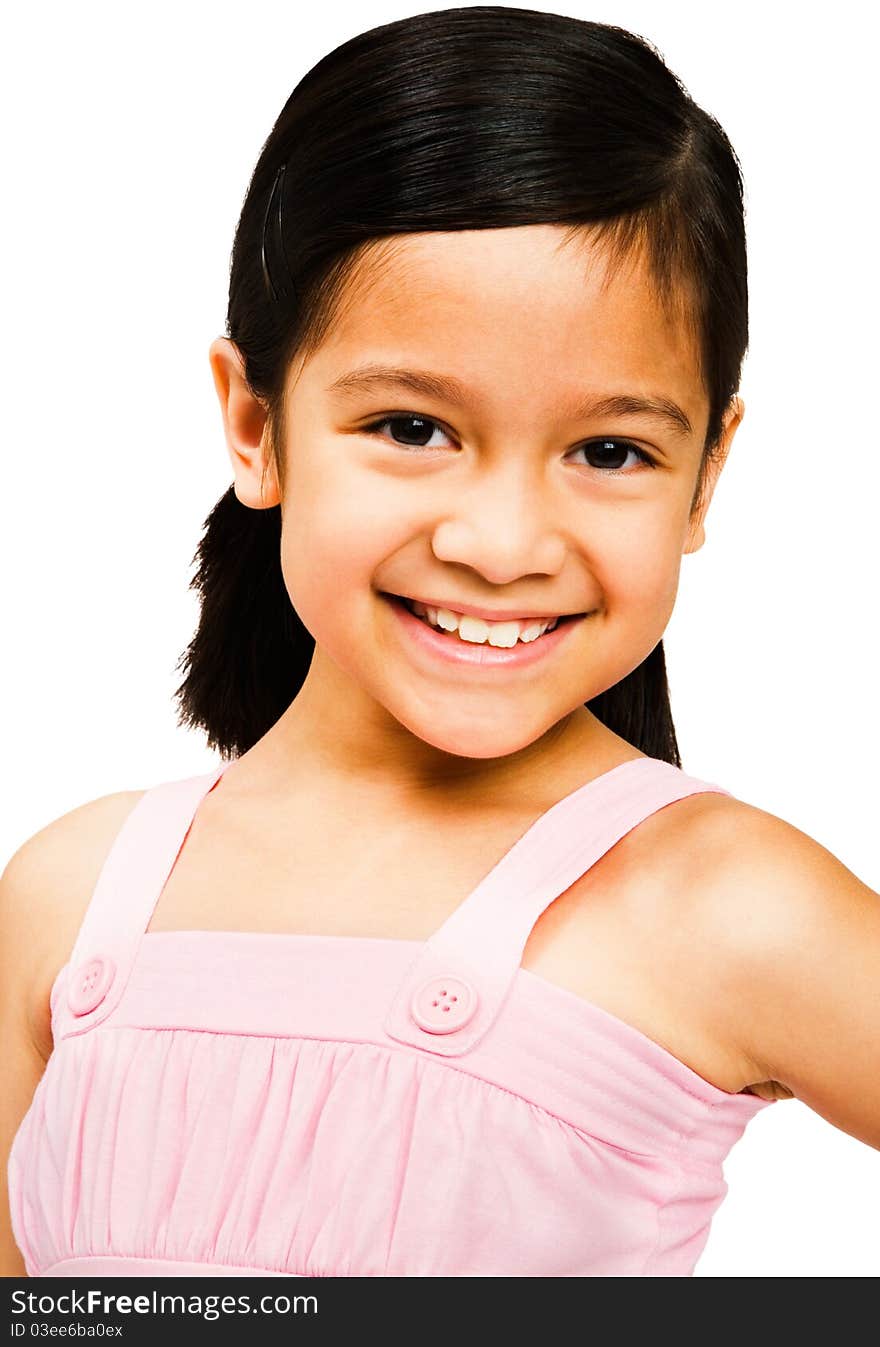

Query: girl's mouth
left=381, top=593, right=590, bottom=671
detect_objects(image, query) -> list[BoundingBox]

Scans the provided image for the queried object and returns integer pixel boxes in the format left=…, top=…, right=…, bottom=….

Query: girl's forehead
left=342, top=224, right=662, bottom=321
left=301, top=225, right=705, bottom=417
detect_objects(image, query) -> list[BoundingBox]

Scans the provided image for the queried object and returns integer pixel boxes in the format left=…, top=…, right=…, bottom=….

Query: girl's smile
left=381, top=591, right=592, bottom=672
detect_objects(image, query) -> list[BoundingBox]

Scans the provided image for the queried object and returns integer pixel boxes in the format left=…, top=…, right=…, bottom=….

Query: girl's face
left=214, top=224, right=742, bottom=773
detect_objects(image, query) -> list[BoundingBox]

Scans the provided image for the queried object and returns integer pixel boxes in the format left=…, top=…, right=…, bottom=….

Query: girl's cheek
left=292, top=453, right=405, bottom=536
left=279, top=501, right=394, bottom=617
left=591, top=517, right=677, bottom=584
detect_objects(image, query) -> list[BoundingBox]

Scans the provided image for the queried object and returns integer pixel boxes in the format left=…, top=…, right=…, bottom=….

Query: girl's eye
left=364, top=414, right=452, bottom=450
left=364, top=415, right=656, bottom=475
left=568, top=439, right=657, bottom=475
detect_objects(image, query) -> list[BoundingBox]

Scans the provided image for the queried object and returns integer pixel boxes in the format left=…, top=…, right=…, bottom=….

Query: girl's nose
left=429, top=462, right=567, bottom=584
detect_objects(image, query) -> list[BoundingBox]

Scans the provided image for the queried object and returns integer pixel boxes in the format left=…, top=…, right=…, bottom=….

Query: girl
left=2, top=6, right=878, bottom=1279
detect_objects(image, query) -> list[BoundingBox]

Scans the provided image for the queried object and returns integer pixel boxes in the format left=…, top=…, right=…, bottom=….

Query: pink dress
left=7, top=756, right=774, bottom=1277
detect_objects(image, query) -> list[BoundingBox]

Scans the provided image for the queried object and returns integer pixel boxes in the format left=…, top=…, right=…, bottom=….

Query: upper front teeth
left=407, top=599, right=559, bottom=647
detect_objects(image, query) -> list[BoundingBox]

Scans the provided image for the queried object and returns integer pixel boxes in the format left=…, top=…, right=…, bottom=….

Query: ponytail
left=174, top=488, right=312, bottom=761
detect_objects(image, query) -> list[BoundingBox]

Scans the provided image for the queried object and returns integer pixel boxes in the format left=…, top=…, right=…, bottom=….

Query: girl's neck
left=238, top=696, right=630, bottom=816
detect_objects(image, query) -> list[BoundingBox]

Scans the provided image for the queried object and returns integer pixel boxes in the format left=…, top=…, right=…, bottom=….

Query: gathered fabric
left=8, top=757, right=773, bottom=1277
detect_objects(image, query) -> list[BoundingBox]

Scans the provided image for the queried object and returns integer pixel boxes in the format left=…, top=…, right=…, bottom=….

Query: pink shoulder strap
left=382, top=756, right=731, bottom=1057
left=56, top=763, right=228, bottom=1038
left=55, top=755, right=730, bottom=1054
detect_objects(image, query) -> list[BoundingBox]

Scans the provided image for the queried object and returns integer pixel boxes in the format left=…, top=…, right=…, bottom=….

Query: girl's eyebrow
left=327, top=363, right=694, bottom=440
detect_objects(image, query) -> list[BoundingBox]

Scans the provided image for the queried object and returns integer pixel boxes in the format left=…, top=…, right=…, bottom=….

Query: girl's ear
left=683, top=395, right=744, bottom=554
left=208, top=337, right=281, bottom=508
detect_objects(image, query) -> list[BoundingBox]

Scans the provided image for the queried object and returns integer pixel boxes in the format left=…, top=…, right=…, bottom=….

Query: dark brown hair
left=174, top=6, right=748, bottom=765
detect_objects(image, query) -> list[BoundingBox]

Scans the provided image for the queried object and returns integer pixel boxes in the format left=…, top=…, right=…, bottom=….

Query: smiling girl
left=3, top=6, right=878, bottom=1279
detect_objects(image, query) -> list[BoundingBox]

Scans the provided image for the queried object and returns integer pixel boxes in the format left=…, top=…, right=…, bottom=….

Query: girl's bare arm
left=0, top=840, right=47, bottom=1277
left=0, top=791, right=146, bottom=1276
left=709, top=808, right=880, bottom=1150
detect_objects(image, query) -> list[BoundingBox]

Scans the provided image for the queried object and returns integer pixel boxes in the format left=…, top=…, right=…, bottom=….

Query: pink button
left=410, top=974, right=478, bottom=1034
left=68, top=955, right=116, bottom=1016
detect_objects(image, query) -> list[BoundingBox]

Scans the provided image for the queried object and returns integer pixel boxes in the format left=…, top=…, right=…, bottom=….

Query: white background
left=2, top=1, right=877, bottom=1276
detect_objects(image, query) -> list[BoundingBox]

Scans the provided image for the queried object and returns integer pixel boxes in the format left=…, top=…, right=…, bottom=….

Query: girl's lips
left=382, top=593, right=589, bottom=671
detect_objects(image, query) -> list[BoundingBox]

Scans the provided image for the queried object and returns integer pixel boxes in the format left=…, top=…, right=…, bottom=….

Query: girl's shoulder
left=1, top=787, right=149, bottom=1062
left=647, top=782, right=848, bottom=984
left=658, top=786, right=880, bottom=1129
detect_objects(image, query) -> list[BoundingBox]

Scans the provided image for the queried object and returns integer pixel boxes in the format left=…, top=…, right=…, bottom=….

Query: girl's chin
left=388, top=701, right=565, bottom=762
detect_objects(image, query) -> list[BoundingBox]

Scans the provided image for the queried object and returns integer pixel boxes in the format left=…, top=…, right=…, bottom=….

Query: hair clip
left=260, top=162, right=295, bottom=304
